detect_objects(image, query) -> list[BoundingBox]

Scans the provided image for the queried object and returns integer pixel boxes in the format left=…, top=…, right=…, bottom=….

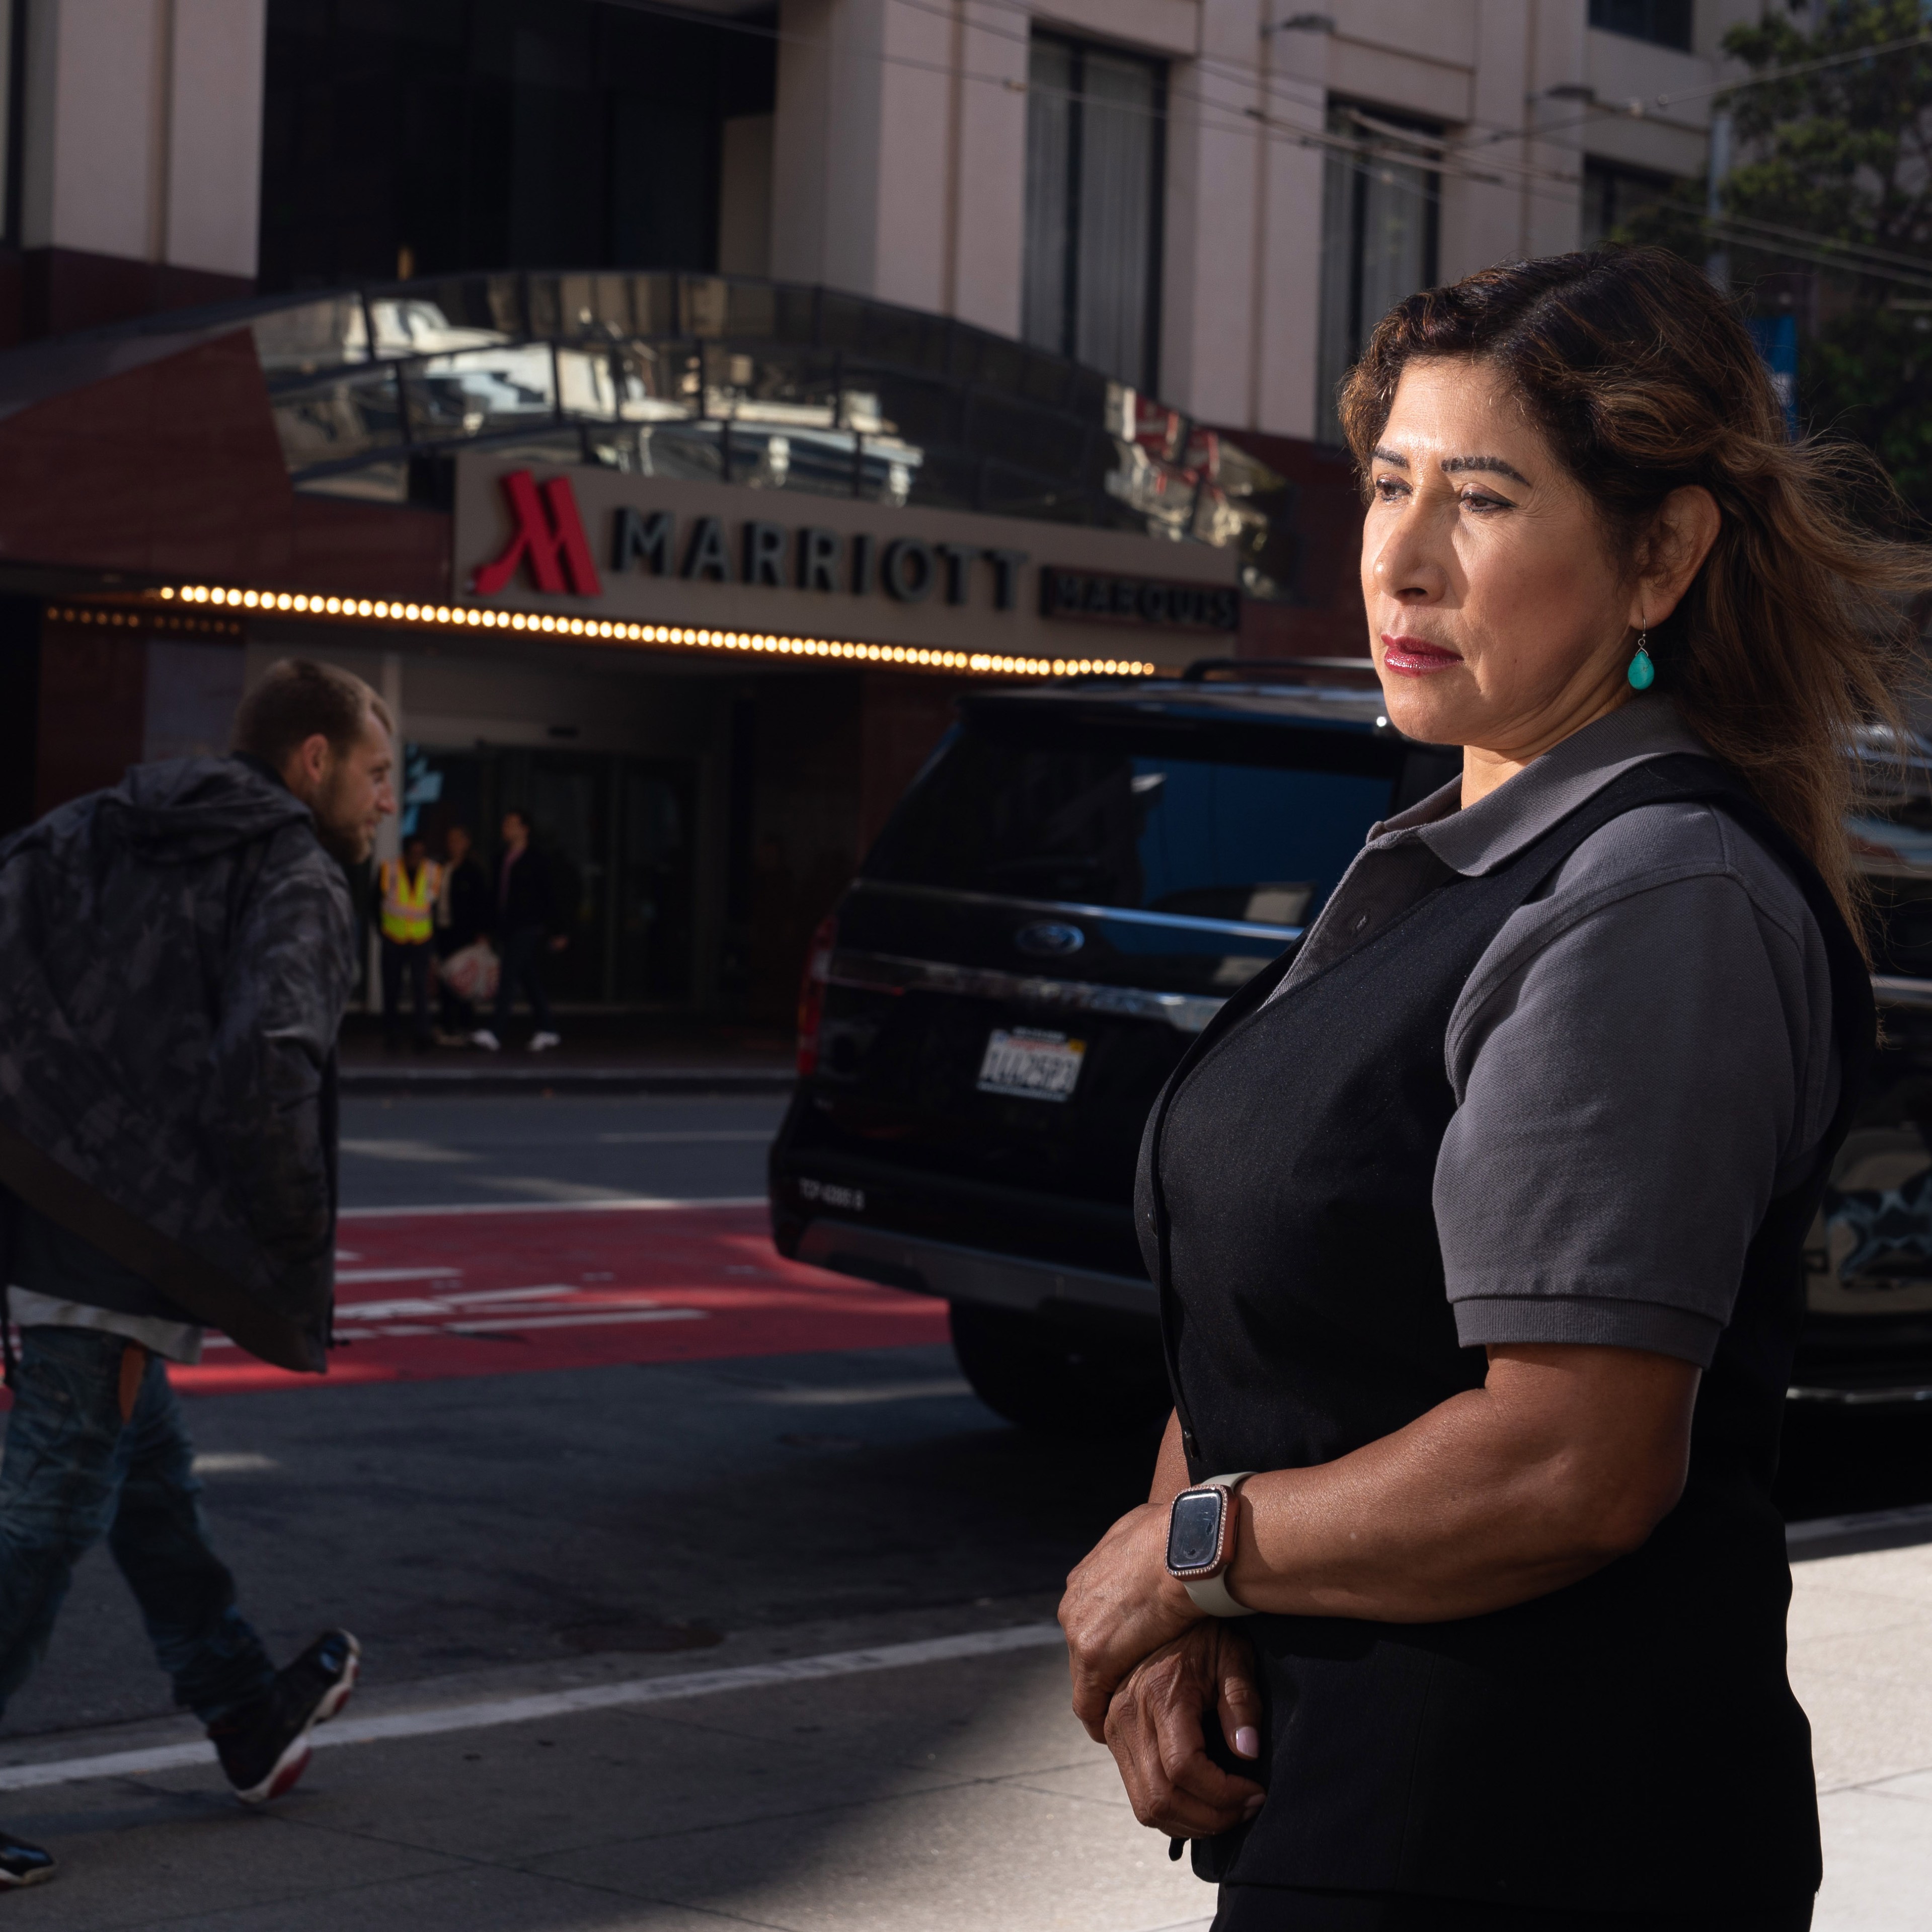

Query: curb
left=340, top=1065, right=796, bottom=1098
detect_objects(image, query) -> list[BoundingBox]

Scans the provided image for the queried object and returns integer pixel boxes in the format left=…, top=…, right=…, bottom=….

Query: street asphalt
left=0, top=1097, right=1925, bottom=1926
left=336, top=1093, right=787, bottom=1210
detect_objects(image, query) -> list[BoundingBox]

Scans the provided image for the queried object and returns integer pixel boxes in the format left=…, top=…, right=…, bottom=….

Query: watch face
left=1168, top=1488, right=1225, bottom=1574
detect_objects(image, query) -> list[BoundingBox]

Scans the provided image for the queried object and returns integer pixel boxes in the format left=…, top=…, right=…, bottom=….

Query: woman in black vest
left=1059, top=250, right=1930, bottom=1929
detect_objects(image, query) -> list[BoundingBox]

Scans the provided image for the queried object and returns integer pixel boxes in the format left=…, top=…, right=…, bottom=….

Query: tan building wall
left=768, top=0, right=1762, bottom=439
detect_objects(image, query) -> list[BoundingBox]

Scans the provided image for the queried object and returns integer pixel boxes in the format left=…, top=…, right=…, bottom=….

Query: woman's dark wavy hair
left=1339, top=245, right=1932, bottom=941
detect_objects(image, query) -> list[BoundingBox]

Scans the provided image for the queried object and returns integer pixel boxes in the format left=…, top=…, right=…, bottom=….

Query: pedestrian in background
left=473, top=807, right=565, bottom=1053
left=1061, top=249, right=1923, bottom=1929
left=434, top=822, right=492, bottom=1043
left=377, top=832, right=440, bottom=1051
left=0, top=658, right=390, bottom=1888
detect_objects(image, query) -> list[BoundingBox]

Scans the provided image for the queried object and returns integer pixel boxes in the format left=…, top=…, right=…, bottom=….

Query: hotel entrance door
left=404, top=745, right=697, bottom=1006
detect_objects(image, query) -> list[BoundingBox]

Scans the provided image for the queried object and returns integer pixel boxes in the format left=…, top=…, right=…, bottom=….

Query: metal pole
left=1707, top=111, right=1733, bottom=292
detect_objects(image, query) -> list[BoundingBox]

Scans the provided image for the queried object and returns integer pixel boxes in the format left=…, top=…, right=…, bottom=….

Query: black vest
left=1135, top=755, right=1873, bottom=1913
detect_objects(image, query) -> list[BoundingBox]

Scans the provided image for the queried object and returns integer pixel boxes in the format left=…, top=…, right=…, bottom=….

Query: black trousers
left=1212, top=1886, right=1814, bottom=1930
left=380, top=939, right=433, bottom=1045
left=492, top=925, right=554, bottom=1033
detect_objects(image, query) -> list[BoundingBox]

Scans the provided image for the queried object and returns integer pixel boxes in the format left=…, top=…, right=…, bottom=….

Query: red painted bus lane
left=165, top=1201, right=950, bottom=1396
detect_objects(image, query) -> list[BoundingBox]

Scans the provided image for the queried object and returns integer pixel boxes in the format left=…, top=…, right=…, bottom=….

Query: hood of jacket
left=91, top=757, right=315, bottom=865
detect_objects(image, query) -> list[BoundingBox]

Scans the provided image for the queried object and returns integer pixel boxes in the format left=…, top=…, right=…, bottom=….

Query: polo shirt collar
left=1369, top=695, right=1712, bottom=878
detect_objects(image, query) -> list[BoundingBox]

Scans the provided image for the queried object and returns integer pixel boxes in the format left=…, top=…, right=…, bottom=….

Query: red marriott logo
left=473, top=470, right=602, bottom=598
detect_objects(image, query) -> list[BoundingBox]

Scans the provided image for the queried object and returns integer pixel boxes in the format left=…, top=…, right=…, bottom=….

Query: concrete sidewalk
left=337, top=1016, right=795, bottom=1097
left=1793, top=1533, right=1932, bottom=1930
left=0, top=1539, right=1923, bottom=1930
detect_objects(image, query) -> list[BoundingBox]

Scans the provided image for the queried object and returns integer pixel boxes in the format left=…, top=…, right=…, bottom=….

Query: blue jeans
left=0, top=1326, right=275, bottom=1727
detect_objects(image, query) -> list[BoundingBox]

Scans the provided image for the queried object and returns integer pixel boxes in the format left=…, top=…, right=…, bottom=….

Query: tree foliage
left=1627, top=0, right=1932, bottom=515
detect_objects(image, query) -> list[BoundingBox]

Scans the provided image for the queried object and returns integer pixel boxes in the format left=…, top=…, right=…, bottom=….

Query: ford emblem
left=1015, top=921, right=1086, bottom=958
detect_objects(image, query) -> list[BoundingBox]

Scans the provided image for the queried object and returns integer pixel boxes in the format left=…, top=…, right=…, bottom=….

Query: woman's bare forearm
left=1147, top=1410, right=1189, bottom=1506
left=1224, top=1346, right=1699, bottom=1623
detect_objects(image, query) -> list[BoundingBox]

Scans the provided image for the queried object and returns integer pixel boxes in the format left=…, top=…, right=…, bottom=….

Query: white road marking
left=1787, top=1501, right=1932, bottom=1549
left=449, top=1308, right=706, bottom=1334
left=335, top=1267, right=463, bottom=1284
left=339, top=1195, right=764, bottom=1220
left=597, top=1130, right=774, bottom=1144
left=188, top=1453, right=281, bottom=1475
left=339, top=1139, right=478, bottom=1164
left=0, top=1624, right=1065, bottom=1793
left=746, top=1378, right=977, bottom=1407
left=334, top=1288, right=581, bottom=1322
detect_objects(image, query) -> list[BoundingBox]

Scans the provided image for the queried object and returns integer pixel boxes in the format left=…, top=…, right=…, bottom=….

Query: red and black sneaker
left=209, top=1630, right=361, bottom=1805
left=0, top=1832, right=54, bottom=1888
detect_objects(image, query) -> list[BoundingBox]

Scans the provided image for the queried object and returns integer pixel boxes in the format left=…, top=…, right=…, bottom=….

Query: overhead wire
left=599, top=0, right=1932, bottom=294
left=1463, top=24, right=1932, bottom=149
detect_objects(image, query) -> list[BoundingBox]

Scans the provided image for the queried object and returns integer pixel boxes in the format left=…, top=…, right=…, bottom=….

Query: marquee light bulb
left=131, top=580, right=1155, bottom=683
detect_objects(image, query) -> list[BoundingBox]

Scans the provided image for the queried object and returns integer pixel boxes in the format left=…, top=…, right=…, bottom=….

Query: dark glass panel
left=817, top=290, right=870, bottom=352
left=681, top=276, right=729, bottom=338
left=772, top=284, right=820, bottom=344
left=629, top=273, right=679, bottom=337
left=967, top=392, right=1089, bottom=477
left=900, top=446, right=981, bottom=513
left=273, top=365, right=405, bottom=469
left=852, top=367, right=960, bottom=446
left=1587, top=0, right=1692, bottom=52
left=1018, top=347, right=1076, bottom=408
left=724, top=280, right=778, bottom=340
left=525, top=274, right=562, bottom=339
left=858, top=302, right=952, bottom=373
left=977, top=461, right=1095, bottom=525
left=615, top=760, right=697, bottom=1002
left=259, top=0, right=775, bottom=290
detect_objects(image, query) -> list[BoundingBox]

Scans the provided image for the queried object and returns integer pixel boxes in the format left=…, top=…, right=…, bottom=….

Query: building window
left=1316, top=104, right=1439, bottom=445
left=1581, top=157, right=1679, bottom=248
left=1588, top=0, right=1693, bottom=52
left=259, top=0, right=776, bottom=291
left=1022, top=32, right=1167, bottom=392
left=0, top=0, right=21, bottom=246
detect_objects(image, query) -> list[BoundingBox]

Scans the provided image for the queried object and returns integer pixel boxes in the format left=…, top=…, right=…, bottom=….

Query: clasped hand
left=1059, top=1500, right=1265, bottom=1838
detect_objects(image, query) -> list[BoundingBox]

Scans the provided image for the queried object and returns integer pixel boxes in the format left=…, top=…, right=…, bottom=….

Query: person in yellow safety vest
left=377, top=834, right=442, bottom=1050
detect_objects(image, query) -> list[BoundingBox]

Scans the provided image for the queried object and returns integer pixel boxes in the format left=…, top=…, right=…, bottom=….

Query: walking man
left=0, top=658, right=393, bottom=1886
left=434, top=823, right=492, bottom=1041
left=377, top=832, right=441, bottom=1050
left=472, top=807, right=566, bottom=1052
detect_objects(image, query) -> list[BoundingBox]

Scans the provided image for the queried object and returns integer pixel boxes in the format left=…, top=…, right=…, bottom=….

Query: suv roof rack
left=1181, top=656, right=1377, bottom=683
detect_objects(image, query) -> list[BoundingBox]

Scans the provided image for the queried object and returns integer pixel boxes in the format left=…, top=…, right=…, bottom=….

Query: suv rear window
left=1851, top=787, right=1932, bottom=976
left=864, top=707, right=1405, bottom=925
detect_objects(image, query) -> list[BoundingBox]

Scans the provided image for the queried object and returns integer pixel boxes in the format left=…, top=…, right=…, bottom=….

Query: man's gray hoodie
left=0, top=757, right=359, bottom=1373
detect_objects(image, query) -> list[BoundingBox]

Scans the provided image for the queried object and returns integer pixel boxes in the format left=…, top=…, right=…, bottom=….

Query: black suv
left=769, top=665, right=1932, bottom=1429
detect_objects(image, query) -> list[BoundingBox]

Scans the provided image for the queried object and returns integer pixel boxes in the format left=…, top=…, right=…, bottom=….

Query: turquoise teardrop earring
left=1627, top=631, right=1655, bottom=691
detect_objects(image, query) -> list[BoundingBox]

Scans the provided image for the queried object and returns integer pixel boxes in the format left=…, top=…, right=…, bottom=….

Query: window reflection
left=255, top=270, right=1293, bottom=575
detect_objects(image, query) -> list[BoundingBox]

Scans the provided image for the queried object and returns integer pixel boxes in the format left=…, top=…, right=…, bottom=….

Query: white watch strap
left=1182, top=1471, right=1255, bottom=1618
left=1184, top=1570, right=1255, bottom=1618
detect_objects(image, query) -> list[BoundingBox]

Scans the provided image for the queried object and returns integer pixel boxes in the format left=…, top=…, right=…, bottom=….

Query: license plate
left=977, top=1028, right=1086, bottom=1103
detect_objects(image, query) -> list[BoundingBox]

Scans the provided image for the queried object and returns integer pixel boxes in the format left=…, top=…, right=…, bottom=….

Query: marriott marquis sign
left=452, top=460, right=1242, bottom=665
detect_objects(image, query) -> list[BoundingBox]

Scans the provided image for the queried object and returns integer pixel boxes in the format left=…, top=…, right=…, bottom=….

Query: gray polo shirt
left=1272, top=695, right=1840, bottom=1368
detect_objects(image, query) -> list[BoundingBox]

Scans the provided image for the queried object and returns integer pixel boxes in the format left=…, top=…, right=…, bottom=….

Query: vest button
left=1352, top=912, right=1370, bottom=933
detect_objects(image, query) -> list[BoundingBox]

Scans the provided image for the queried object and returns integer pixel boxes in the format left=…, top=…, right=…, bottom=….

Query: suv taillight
left=797, top=914, right=838, bottom=1076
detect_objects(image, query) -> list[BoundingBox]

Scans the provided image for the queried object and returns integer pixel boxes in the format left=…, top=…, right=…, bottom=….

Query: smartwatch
left=1165, top=1472, right=1256, bottom=1617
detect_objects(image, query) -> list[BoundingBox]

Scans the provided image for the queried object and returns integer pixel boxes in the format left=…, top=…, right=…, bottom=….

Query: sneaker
left=528, top=1031, right=562, bottom=1052
left=470, top=1029, right=501, bottom=1051
left=0, top=1833, right=54, bottom=1888
left=210, top=1630, right=361, bottom=1805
